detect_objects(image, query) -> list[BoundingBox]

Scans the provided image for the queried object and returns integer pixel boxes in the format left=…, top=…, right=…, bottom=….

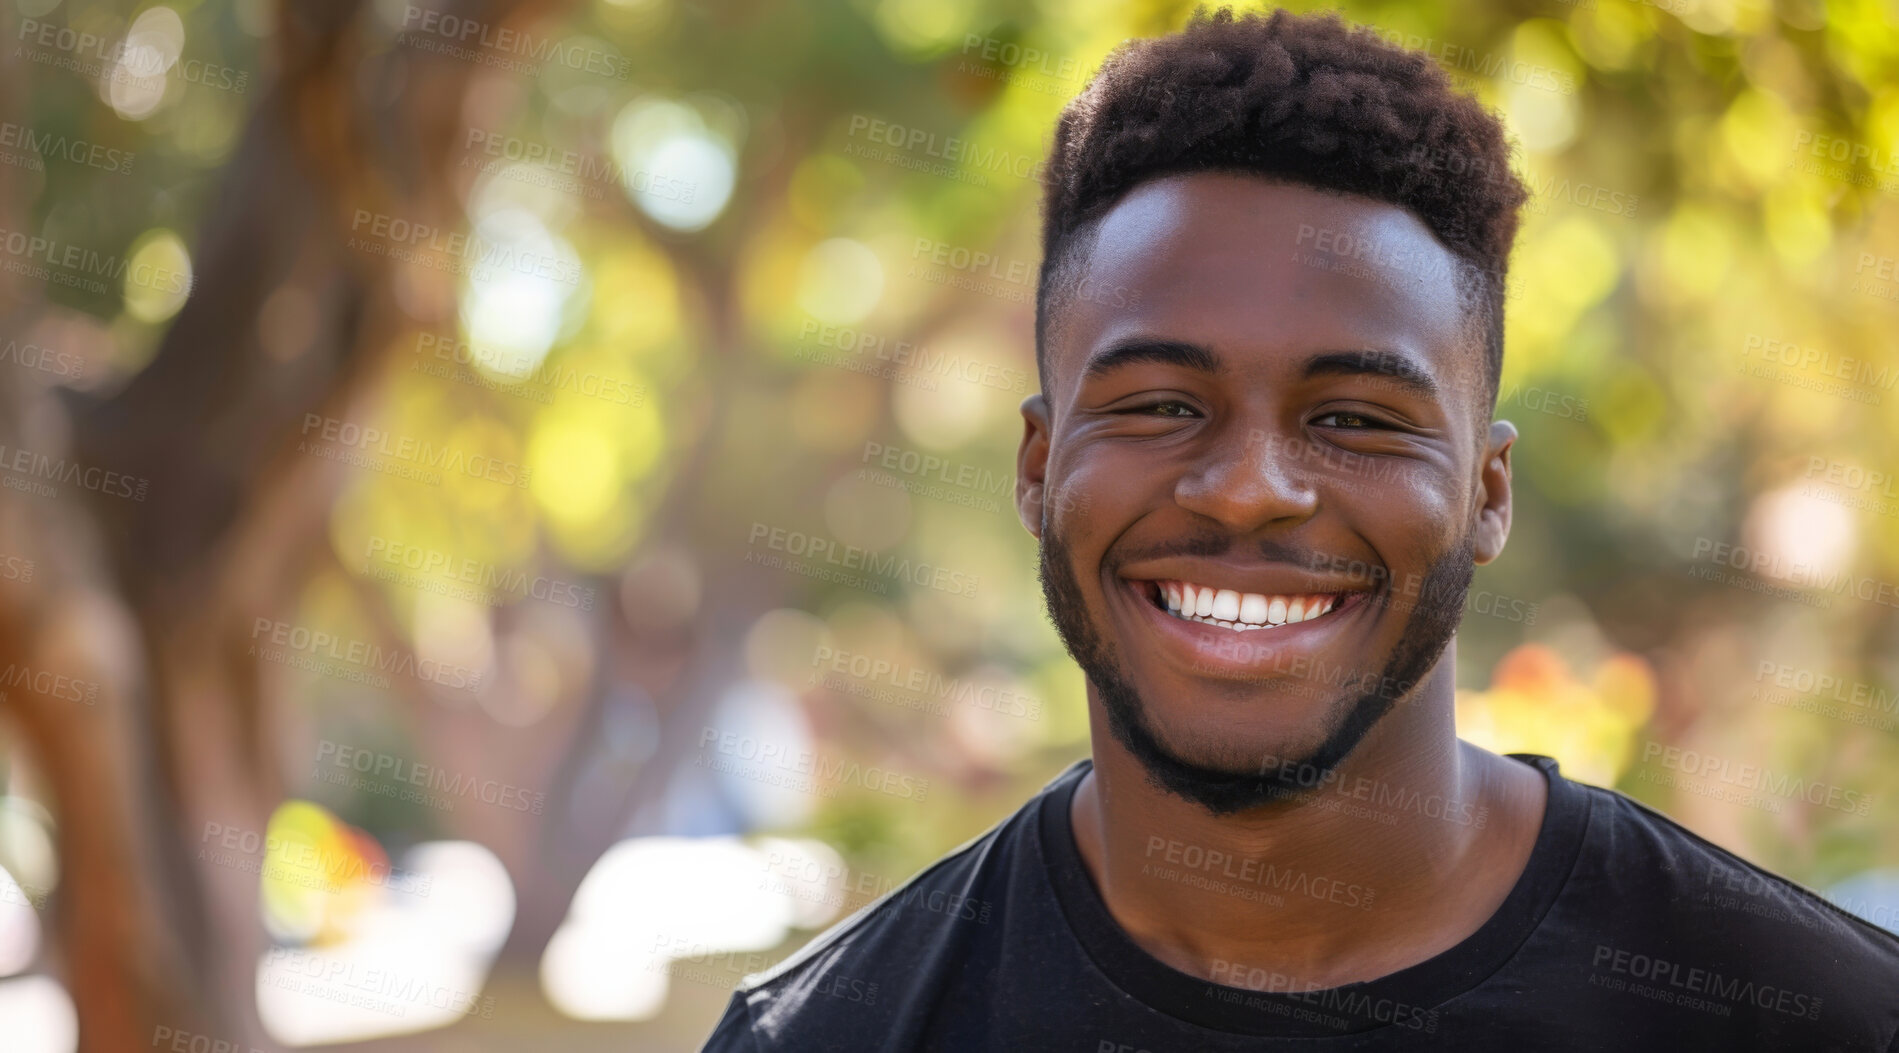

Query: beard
left=1036, top=520, right=1475, bottom=817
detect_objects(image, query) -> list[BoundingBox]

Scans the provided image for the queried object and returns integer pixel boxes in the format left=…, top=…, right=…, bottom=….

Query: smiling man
left=701, top=9, right=1899, bottom=1051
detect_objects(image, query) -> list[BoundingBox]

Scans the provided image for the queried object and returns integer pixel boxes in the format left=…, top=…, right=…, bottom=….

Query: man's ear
left=1015, top=393, right=1052, bottom=540
left=1473, top=419, right=1516, bottom=566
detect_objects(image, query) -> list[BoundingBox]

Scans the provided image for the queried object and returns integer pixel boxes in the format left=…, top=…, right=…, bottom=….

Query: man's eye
left=1314, top=410, right=1385, bottom=429
left=1131, top=400, right=1197, bottom=418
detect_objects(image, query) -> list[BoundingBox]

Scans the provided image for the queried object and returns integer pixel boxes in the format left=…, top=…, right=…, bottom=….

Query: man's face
left=1017, top=173, right=1514, bottom=814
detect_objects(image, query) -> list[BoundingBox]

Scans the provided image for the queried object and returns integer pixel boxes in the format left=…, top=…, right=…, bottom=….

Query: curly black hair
left=1035, top=6, right=1529, bottom=411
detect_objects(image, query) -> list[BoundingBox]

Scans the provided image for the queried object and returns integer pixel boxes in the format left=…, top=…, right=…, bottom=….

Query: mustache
left=1104, top=531, right=1371, bottom=580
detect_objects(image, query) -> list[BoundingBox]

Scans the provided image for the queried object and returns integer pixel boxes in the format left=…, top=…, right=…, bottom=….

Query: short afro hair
left=1034, top=6, right=1529, bottom=412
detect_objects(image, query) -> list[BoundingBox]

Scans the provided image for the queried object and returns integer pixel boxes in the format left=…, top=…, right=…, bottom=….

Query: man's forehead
left=1050, top=173, right=1474, bottom=394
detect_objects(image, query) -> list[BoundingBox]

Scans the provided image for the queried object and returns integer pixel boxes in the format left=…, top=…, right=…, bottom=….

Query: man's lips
left=1114, top=575, right=1376, bottom=679
left=1126, top=577, right=1371, bottom=631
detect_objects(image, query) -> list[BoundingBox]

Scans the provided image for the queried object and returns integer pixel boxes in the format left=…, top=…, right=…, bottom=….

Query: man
left=702, top=8, right=1899, bottom=1050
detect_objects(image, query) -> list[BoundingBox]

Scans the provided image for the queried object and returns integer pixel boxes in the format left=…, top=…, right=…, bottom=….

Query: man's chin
left=1096, top=682, right=1371, bottom=816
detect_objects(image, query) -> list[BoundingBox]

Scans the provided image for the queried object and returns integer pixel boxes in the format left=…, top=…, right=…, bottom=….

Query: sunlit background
left=1, top=0, right=1896, bottom=1049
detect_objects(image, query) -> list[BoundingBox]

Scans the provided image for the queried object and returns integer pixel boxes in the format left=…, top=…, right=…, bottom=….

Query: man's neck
left=1068, top=661, right=1549, bottom=992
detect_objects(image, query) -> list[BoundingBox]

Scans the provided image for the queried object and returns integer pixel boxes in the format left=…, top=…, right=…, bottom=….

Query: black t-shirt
left=700, top=754, right=1899, bottom=1051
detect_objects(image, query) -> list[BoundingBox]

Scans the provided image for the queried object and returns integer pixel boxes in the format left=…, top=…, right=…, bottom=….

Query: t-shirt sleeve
left=698, top=990, right=762, bottom=1053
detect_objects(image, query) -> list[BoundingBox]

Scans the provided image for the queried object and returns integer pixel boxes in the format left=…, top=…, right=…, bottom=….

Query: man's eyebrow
left=1301, top=349, right=1442, bottom=399
left=1080, top=338, right=1222, bottom=382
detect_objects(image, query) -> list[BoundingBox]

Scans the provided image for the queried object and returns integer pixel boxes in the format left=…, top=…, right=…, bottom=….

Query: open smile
left=1114, top=571, right=1377, bottom=679
left=1144, top=578, right=1354, bottom=632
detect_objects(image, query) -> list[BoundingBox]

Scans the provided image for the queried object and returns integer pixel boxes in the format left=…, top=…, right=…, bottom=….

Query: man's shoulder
left=698, top=760, right=1086, bottom=1051
left=1578, top=776, right=1894, bottom=941
left=1563, top=773, right=1899, bottom=1015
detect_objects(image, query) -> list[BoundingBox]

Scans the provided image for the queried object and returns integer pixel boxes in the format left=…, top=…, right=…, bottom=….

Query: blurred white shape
left=541, top=919, right=671, bottom=1020
left=0, top=975, right=76, bottom=1053
left=104, top=7, right=184, bottom=120
left=1742, top=484, right=1857, bottom=584
left=0, top=866, right=43, bottom=977
left=0, top=798, right=58, bottom=895
left=611, top=97, right=736, bottom=231
left=411, top=592, right=496, bottom=698
left=751, top=836, right=849, bottom=929
left=706, top=680, right=818, bottom=830
left=542, top=834, right=841, bottom=1021
left=1504, top=78, right=1576, bottom=154
left=400, top=841, right=516, bottom=954
left=1828, top=870, right=1899, bottom=935
left=458, top=208, right=582, bottom=377
left=255, top=841, right=514, bottom=1046
left=796, top=238, right=883, bottom=324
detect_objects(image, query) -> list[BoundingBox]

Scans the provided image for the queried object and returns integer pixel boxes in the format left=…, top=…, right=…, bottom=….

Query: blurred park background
left=0, top=0, right=1896, bottom=1048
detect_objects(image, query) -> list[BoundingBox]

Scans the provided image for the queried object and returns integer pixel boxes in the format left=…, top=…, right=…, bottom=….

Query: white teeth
left=1239, top=593, right=1268, bottom=624
left=1149, top=580, right=1349, bottom=632
left=1211, top=589, right=1240, bottom=621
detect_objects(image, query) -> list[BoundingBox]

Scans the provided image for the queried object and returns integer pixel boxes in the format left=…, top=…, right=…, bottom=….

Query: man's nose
left=1172, top=427, right=1320, bottom=531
